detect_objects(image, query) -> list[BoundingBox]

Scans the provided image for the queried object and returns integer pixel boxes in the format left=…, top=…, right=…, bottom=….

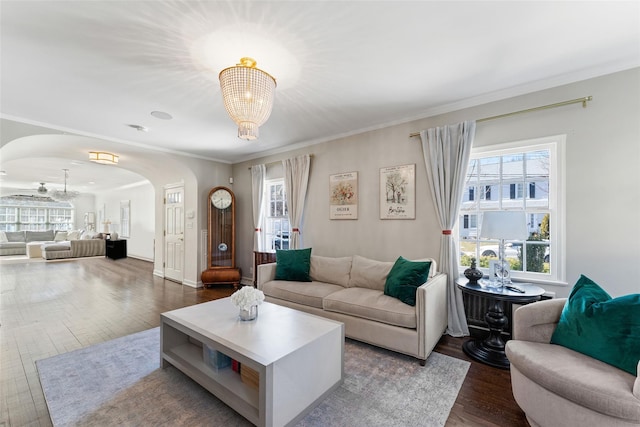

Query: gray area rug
left=37, top=328, right=469, bottom=427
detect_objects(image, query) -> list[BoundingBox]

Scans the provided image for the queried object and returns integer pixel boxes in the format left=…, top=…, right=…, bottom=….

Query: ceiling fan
left=37, top=182, right=48, bottom=194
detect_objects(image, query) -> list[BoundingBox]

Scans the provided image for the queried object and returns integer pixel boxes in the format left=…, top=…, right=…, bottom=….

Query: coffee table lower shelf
left=163, top=342, right=260, bottom=422
left=160, top=299, right=344, bottom=427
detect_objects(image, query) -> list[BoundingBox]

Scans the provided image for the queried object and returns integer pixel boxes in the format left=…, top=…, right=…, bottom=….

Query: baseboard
left=153, top=269, right=164, bottom=278
left=128, top=255, right=153, bottom=263
left=240, top=276, right=253, bottom=286
left=182, top=278, right=200, bottom=288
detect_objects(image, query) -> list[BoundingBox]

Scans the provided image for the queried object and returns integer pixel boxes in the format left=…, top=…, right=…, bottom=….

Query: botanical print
left=380, top=164, right=415, bottom=219
left=330, top=172, right=358, bottom=219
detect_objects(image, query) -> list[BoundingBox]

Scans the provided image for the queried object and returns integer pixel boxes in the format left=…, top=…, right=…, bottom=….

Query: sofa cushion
left=384, top=256, right=431, bottom=306
left=348, top=255, right=394, bottom=290
left=310, top=255, right=352, bottom=287
left=262, top=280, right=344, bottom=309
left=0, top=231, right=7, bottom=243
left=5, top=231, right=25, bottom=242
left=323, top=288, right=417, bottom=329
left=26, top=230, right=55, bottom=242
left=43, top=242, right=72, bottom=251
left=67, top=230, right=83, bottom=240
left=275, top=248, right=312, bottom=282
left=54, top=231, right=68, bottom=242
left=506, top=340, right=640, bottom=421
left=550, top=275, right=640, bottom=375
left=0, top=242, right=26, bottom=249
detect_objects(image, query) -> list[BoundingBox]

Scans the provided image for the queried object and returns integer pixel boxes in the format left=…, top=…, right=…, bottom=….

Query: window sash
left=459, top=135, right=565, bottom=283
left=262, top=180, right=290, bottom=251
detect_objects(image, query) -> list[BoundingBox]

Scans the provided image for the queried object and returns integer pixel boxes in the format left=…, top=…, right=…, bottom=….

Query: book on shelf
left=202, top=344, right=231, bottom=371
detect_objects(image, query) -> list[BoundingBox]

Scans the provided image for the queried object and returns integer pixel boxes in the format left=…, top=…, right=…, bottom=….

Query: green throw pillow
left=550, top=275, right=640, bottom=375
left=384, top=256, right=431, bottom=306
left=275, top=248, right=312, bottom=282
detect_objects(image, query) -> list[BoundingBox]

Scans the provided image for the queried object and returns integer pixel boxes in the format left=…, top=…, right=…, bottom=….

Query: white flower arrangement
left=230, top=286, right=265, bottom=311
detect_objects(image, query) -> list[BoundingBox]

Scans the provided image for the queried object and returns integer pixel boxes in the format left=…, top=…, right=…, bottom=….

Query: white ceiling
left=1, top=1, right=639, bottom=193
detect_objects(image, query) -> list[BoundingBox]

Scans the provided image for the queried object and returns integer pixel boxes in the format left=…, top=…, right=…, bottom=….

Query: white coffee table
left=160, top=298, right=344, bottom=427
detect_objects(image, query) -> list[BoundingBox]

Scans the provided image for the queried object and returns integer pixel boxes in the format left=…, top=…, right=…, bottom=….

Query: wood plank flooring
left=0, top=256, right=528, bottom=426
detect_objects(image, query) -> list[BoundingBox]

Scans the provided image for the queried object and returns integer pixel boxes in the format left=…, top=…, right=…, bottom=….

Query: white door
left=164, top=186, right=184, bottom=283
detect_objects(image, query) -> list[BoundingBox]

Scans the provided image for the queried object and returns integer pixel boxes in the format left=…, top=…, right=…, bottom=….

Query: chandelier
left=89, top=151, right=119, bottom=165
left=219, top=57, right=276, bottom=140
left=51, top=169, right=80, bottom=201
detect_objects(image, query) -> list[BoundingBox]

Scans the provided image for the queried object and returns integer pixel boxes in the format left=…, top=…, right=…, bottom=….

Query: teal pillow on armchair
left=275, top=248, right=312, bottom=282
left=550, top=275, right=640, bottom=375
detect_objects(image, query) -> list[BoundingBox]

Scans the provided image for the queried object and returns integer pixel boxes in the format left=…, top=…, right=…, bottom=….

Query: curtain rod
left=247, top=154, right=314, bottom=170
left=408, top=96, right=592, bottom=138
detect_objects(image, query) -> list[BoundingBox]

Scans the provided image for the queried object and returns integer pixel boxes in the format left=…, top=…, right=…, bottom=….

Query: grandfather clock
left=201, top=186, right=241, bottom=288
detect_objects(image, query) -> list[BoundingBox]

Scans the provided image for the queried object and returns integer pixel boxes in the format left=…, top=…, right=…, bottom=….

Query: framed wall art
left=329, top=171, right=358, bottom=219
left=380, top=164, right=415, bottom=219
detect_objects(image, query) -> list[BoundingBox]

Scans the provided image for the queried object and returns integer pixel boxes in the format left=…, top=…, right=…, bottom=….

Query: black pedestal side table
left=456, top=278, right=545, bottom=369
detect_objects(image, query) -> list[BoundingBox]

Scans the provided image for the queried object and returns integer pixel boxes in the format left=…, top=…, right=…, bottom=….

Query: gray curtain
left=420, top=121, right=476, bottom=337
left=282, top=155, right=311, bottom=249
left=250, top=164, right=266, bottom=251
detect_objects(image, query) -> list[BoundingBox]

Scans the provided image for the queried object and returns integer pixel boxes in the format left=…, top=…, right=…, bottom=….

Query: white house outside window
left=263, top=180, right=290, bottom=251
left=459, top=135, right=565, bottom=283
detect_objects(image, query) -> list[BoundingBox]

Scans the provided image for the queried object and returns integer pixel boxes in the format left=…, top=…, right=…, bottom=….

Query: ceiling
left=1, top=1, right=639, bottom=193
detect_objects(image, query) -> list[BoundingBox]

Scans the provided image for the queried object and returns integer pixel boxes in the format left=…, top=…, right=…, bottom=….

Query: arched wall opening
left=0, top=127, right=231, bottom=287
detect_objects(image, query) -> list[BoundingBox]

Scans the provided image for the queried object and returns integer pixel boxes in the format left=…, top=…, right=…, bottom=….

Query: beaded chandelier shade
left=50, top=169, right=79, bottom=201
left=219, top=57, right=276, bottom=140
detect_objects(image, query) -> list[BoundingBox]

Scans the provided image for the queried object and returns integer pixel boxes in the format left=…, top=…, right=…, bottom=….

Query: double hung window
left=459, top=135, right=565, bottom=283
left=262, top=180, right=290, bottom=251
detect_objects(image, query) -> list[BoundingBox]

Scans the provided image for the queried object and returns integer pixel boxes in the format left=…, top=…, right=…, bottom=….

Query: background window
left=263, top=180, right=289, bottom=251
left=0, top=196, right=74, bottom=231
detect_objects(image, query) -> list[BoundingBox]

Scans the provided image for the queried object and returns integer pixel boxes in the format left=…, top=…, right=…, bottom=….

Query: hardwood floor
left=0, top=256, right=528, bottom=427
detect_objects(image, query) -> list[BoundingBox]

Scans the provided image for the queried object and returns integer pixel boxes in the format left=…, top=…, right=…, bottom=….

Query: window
left=459, top=135, right=565, bottom=283
left=263, top=180, right=289, bottom=251
left=0, top=196, right=74, bottom=231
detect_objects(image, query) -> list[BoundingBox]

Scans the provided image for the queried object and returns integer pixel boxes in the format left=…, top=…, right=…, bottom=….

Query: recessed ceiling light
left=127, top=124, right=149, bottom=132
left=0, top=170, right=6, bottom=176
left=151, top=111, right=172, bottom=120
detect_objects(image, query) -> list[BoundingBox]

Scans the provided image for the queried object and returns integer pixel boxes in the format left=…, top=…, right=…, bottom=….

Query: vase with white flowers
left=230, top=286, right=265, bottom=321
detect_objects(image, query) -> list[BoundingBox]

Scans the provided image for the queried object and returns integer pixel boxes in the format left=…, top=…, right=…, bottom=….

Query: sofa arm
left=257, top=262, right=277, bottom=290
left=512, top=298, right=566, bottom=343
left=415, top=273, right=448, bottom=360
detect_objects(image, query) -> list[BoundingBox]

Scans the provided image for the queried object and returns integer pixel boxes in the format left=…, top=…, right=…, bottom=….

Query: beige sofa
left=505, top=298, right=640, bottom=427
left=0, top=230, right=56, bottom=256
left=42, top=239, right=106, bottom=260
left=257, top=254, right=448, bottom=364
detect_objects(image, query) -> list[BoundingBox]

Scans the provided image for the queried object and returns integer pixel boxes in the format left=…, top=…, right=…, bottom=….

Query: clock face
left=211, top=189, right=232, bottom=209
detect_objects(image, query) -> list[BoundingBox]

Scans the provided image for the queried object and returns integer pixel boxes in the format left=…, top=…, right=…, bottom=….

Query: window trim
left=460, top=135, right=566, bottom=285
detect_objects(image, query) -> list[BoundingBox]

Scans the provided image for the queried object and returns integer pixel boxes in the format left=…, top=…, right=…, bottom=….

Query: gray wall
left=232, top=68, right=640, bottom=298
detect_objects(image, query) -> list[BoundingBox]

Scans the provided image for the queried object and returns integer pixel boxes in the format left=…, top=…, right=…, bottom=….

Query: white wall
left=71, top=193, right=96, bottom=230
left=232, top=68, right=640, bottom=298
left=94, top=181, right=155, bottom=261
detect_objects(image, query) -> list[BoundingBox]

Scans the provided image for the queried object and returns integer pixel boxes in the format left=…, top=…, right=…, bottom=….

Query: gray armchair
left=505, top=298, right=640, bottom=427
